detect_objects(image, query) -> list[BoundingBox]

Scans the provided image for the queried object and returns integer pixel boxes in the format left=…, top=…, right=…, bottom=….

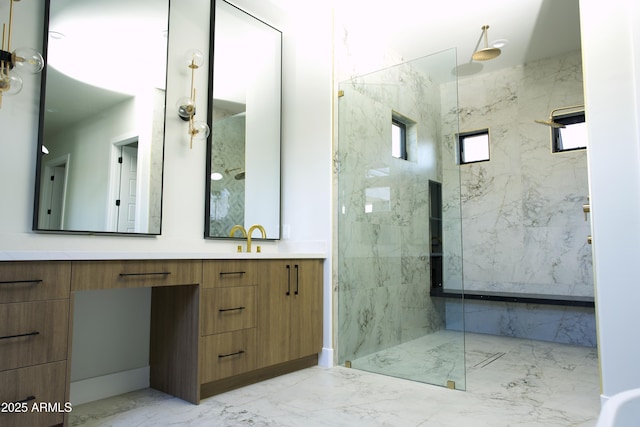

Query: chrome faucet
left=247, top=224, right=266, bottom=253
left=229, top=225, right=247, bottom=252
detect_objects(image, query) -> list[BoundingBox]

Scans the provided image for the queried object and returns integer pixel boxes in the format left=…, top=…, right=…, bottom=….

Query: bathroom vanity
left=0, top=256, right=324, bottom=427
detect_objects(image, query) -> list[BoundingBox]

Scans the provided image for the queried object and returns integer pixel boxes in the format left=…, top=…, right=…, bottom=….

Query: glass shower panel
left=337, top=48, right=465, bottom=390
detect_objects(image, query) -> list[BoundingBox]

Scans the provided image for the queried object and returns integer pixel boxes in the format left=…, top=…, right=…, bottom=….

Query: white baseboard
left=318, top=347, right=334, bottom=368
left=70, top=366, right=150, bottom=406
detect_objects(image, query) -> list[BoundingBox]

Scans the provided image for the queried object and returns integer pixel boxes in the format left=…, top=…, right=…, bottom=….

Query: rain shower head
left=534, top=105, right=585, bottom=129
left=534, top=119, right=566, bottom=129
left=472, top=25, right=501, bottom=61
left=224, top=167, right=245, bottom=180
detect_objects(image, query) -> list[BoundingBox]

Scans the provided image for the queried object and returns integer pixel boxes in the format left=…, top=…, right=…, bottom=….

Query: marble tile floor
left=70, top=332, right=600, bottom=427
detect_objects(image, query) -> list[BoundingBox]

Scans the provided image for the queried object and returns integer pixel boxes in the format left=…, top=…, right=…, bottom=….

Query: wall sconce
left=0, top=0, right=44, bottom=108
left=176, top=49, right=210, bottom=149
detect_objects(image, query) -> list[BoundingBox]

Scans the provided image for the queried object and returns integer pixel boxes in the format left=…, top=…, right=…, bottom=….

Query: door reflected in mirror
left=206, top=0, right=282, bottom=240
left=34, top=0, right=169, bottom=235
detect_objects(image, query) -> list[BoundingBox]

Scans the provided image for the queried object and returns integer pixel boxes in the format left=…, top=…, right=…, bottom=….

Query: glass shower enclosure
left=336, top=48, right=465, bottom=389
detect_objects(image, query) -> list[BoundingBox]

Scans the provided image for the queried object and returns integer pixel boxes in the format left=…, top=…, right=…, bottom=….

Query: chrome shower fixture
left=472, top=25, right=501, bottom=61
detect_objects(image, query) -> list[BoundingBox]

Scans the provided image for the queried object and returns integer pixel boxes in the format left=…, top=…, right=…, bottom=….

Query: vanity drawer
left=200, top=329, right=256, bottom=383
left=0, top=261, right=71, bottom=304
left=201, top=286, right=256, bottom=335
left=71, top=259, right=202, bottom=290
left=202, top=260, right=259, bottom=288
left=0, top=300, right=69, bottom=372
left=0, top=361, right=67, bottom=427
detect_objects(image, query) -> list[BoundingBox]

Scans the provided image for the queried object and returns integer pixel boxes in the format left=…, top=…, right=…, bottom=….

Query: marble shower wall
left=454, top=51, right=592, bottom=298
left=337, top=53, right=460, bottom=363
left=444, top=51, right=596, bottom=347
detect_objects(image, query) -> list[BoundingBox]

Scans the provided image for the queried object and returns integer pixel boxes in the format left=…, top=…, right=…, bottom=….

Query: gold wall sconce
left=176, top=49, right=210, bottom=148
left=0, top=0, right=44, bottom=108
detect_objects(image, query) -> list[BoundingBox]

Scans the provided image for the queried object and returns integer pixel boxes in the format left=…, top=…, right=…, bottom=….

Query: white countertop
left=0, top=233, right=328, bottom=261
left=0, top=251, right=327, bottom=261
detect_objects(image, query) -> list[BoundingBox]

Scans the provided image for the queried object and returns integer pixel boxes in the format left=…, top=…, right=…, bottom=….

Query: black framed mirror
left=33, top=0, right=170, bottom=235
left=205, top=0, right=282, bottom=240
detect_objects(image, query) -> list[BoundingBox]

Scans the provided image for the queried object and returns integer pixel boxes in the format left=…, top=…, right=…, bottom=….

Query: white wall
left=457, top=52, right=591, bottom=298
left=0, top=0, right=333, bottom=398
left=580, top=0, right=640, bottom=401
left=0, top=0, right=331, bottom=257
left=43, top=98, right=137, bottom=232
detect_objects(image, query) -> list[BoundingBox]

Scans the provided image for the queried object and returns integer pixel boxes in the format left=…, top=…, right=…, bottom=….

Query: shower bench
left=430, top=287, right=595, bottom=307
left=430, top=287, right=596, bottom=346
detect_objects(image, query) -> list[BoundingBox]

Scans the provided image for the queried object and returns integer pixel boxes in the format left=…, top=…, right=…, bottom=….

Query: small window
left=459, top=129, right=490, bottom=164
left=552, top=112, right=586, bottom=152
left=392, top=118, right=407, bottom=160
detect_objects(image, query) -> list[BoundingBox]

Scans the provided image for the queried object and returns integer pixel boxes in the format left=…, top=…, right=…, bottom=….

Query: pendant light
left=0, top=0, right=44, bottom=108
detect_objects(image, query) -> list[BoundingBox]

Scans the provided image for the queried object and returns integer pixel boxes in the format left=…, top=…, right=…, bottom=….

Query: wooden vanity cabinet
left=0, top=257, right=322, bottom=416
left=257, top=259, right=323, bottom=369
left=199, top=258, right=323, bottom=399
left=199, top=261, right=259, bottom=395
left=71, top=259, right=202, bottom=290
left=0, top=261, right=71, bottom=427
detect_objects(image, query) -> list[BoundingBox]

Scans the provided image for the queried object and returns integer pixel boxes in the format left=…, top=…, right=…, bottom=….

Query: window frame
left=458, top=128, right=490, bottom=164
left=552, top=111, right=586, bottom=153
left=391, top=118, right=408, bottom=160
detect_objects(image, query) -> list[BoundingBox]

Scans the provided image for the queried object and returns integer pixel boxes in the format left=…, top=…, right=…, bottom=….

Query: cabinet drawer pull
left=0, top=279, right=43, bottom=286
left=286, top=265, right=291, bottom=296
left=14, top=395, right=36, bottom=404
left=219, top=271, right=246, bottom=277
left=218, top=306, right=245, bottom=313
left=218, top=350, right=245, bottom=358
left=0, top=331, right=40, bottom=341
left=118, top=272, right=171, bottom=277
left=294, top=264, right=299, bottom=295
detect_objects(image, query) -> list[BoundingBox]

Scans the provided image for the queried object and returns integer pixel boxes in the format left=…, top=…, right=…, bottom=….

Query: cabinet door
left=257, top=260, right=323, bottom=368
left=256, top=260, right=291, bottom=368
left=71, top=260, right=202, bottom=290
left=0, top=261, right=70, bottom=303
left=201, top=286, right=256, bottom=335
left=200, top=329, right=256, bottom=382
left=290, top=260, right=323, bottom=360
left=0, top=300, right=69, bottom=371
left=202, top=260, right=258, bottom=288
left=0, top=361, right=67, bottom=427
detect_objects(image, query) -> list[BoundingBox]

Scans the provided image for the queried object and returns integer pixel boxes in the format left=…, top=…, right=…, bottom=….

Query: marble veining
left=447, top=301, right=597, bottom=347
left=69, top=333, right=600, bottom=427
left=453, top=51, right=592, bottom=299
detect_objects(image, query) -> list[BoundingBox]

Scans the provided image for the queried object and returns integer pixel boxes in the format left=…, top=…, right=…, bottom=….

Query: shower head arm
left=534, top=104, right=585, bottom=128
left=548, top=104, right=585, bottom=119
left=482, top=25, right=489, bottom=49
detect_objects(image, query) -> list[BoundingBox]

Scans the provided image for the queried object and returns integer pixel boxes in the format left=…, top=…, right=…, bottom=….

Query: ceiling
left=276, top=0, right=581, bottom=79
left=43, top=0, right=168, bottom=135
left=42, top=0, right=582, bottom=133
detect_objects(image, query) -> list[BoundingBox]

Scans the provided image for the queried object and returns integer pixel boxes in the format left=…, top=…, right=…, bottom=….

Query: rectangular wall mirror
left=205, top=0, right=282, bottom=240
left=33, top=0, right=169, bottom=235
